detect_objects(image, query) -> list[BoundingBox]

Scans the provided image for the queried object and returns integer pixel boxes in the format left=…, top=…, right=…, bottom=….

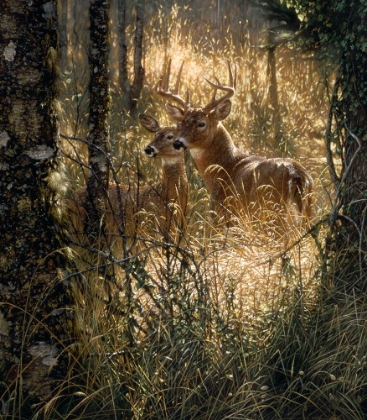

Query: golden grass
left=32, top=3, right=356, bottom=419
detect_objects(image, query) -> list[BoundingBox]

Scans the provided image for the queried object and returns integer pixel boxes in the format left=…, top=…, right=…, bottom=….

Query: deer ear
left=139, top=113, right=160, bottom=132
left=165, top=103, right=185, bottom=122
left=212, top=99, right=232, bottom=121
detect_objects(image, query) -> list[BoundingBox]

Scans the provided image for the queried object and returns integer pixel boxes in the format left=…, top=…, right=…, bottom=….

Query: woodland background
left=1, top=0, right=367, bottom=418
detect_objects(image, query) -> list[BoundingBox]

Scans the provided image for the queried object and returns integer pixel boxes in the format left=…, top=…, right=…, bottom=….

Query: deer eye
left=167, top=134, right=174, bottom=140
left=197, top=121, right=206, bottom=128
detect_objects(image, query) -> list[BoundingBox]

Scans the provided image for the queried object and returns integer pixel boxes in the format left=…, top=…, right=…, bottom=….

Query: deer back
left=163, top=61, right=314, bottom=226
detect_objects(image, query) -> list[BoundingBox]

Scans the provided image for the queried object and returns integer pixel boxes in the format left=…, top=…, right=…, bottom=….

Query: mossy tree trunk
left=0, top=0, right=76, bottom=411
left=317, top=2, right=367, bottom=293
left=326, top=54, right=367, bottom=292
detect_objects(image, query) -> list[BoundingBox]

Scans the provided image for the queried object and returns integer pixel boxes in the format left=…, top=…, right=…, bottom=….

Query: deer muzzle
left=173, top=139, right=186, bottom=150
left=144, top=145, right=157, bottom=157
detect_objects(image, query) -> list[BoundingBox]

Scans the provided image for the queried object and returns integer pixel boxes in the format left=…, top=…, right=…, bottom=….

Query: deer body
left=173, top=111, right=313, bottom=221
left=161, top=61, right=314, bottom=226
left=107, top=121, right=189, bottom=236
left=69, top=115, right=188, bottom=247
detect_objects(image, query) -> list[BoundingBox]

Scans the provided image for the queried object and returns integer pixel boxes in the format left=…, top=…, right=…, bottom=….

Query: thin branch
left=325, top=69, right=342, bottom=186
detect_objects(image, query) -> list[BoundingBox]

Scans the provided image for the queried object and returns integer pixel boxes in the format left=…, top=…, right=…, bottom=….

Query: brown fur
left=68, top=114, right=188, bottom=250
left=166, top=98, right=314, bottom=228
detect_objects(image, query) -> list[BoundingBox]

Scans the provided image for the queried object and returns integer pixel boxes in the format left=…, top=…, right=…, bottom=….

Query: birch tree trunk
left=0, top=0, right=76, bottom=410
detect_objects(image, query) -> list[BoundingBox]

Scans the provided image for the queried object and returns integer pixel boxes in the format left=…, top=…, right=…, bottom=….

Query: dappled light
left=55, top=1, right=336, bottom=413
left=7, top=0, right=367, bottom=419
left=55, top=2, right=338, bottom=418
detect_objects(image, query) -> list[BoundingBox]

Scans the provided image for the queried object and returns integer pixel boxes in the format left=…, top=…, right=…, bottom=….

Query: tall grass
left=15, top=2, right=367, bottom=419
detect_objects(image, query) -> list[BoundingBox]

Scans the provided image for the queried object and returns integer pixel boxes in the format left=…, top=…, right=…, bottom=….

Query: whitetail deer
left=69, top=114, right=188, bottom=248
left=159, top=60, right=314, bottom=229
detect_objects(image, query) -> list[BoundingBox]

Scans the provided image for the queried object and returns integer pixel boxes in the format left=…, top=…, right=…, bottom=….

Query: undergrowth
left=6, top=1, right=367, bottom=419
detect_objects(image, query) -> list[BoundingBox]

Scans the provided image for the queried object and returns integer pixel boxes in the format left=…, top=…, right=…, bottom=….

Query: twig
left=325, top=69, right=342, bottom=187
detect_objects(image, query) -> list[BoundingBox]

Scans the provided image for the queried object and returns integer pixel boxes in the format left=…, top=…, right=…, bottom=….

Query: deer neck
left=190, top=124, right=240, bottom=192
left=160, top=157, right=188, bottom=198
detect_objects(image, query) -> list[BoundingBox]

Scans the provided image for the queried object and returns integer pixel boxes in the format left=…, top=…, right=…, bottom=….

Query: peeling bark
left=0, top=0, right=76, bottom=410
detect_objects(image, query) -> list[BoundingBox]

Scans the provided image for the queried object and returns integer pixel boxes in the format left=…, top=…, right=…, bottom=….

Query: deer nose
left=144, top=145, right=157, bottom=156
left=173, top=139, right=186, bottom=150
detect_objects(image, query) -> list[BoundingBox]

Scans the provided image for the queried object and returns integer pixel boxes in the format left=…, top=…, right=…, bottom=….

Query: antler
left=155, top=59, right=190, bottom=110
left=203, top=60, right=237, bottom=112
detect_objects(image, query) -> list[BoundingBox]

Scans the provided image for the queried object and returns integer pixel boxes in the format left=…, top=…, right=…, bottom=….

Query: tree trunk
left=86, top=0, right=111, bottom=243
left=267, top=46, right=286, bottom=154
left=0, top=0, right=76, bottom=411
left=60, top=0, right=69, bottom=66
left=130, top=0, right=145, bottom=117
left=117, top=0, right=145, bottom=116
left=118, top=0, right=131, bottom=111
left=326, top=46, right=367, bottom=292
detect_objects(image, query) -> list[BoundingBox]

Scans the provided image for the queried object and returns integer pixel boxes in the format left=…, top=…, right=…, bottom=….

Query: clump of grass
left=50, top=194, right=324, bottom=418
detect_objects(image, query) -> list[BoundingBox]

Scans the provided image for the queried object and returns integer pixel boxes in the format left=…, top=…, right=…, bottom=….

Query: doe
left=69, top=114, right=188, bottom=248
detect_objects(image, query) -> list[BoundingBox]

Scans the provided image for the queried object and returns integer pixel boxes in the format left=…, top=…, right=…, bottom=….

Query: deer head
left=160, top=60, right=236, bottom=151
left=139, top=113, right=180, bottom=161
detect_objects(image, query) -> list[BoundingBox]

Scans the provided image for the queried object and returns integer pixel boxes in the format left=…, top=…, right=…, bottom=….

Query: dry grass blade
left=11, top=1, right=364, bottom=419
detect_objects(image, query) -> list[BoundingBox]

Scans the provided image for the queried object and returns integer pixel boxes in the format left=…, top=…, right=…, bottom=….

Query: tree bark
left=267, top=45, right=285, bottom=153
left=117, top=0, right=145, bottom=116
left=0, top=0, right=76, bottom=410
left=130, top=0, right=145, bottom=117
left=118, top=0, right=131, bottom=111
left=86, top=0, right=111, bottom=243
left=325, top=22, right=367, bottom=292
left=326, top=64, right=367, bottom=292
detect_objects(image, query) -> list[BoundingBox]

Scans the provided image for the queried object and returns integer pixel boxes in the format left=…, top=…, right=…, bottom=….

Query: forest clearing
left=1, top=1, right=367, bottom=419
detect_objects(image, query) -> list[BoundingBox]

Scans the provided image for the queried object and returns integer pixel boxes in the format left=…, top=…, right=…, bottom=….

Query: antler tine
left=173, top=61, right=185, bottom=94
left=232, top=60, right=238, bottom=90
left=203, top=59, right=236, bottom=112
left=185, top=88, right=191, bottom=108
left=207, top=85, right=218, bottom=107
left=164, top=58, right=172, bottom=91
left=155, top=59, right=188, bottom=110
left=154, top=58, right=171, bottom=92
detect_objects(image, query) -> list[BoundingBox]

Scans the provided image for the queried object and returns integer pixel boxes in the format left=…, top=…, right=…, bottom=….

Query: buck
left=158, top=60, right=314, bottom=229
left=69, top=114, right=188, bottom=248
